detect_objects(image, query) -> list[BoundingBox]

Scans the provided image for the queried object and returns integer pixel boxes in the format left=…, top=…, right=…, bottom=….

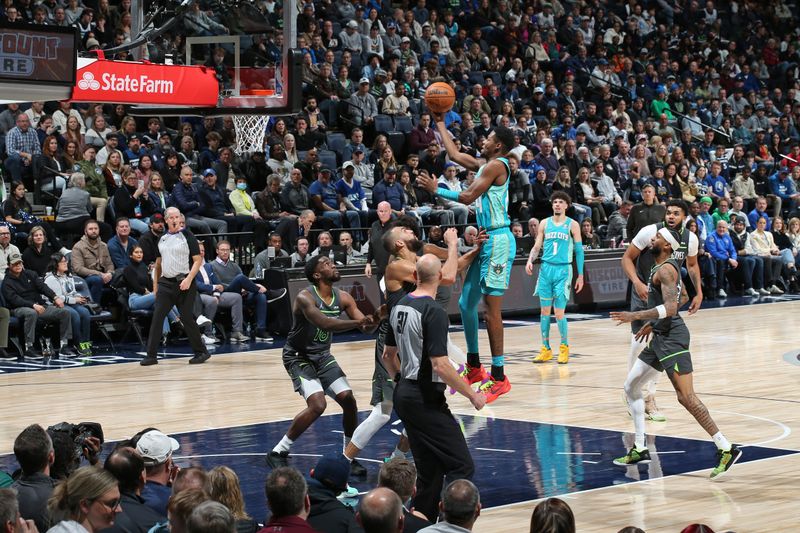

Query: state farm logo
left=78, top=72, right=100, bottom=90
left=76, top=70, right=175, bottom=94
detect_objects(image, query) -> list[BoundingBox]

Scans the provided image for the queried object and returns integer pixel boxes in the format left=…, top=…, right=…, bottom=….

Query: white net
left=231, top=114, right=271, bottom=156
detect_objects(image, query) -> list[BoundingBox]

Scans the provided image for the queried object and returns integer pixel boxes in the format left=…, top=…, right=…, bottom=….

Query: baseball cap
left=319, top=167, right=333, bottom=174
left=136, top=430, right=180, bottom=466
left=359, top=77, right=370, bottom=85
left=533, top=86, right=544, bottom=94
left=342, top=161, right=355, bottom=169
left=353, top=147, right=364, bottom=154
left=7, top=252, right=22, bottom=265
left=129, top=134, right=140, bottom=141
left=346, top=20, right=358, bottom=29
left=150, top=213, right=165, bottom=224
left=401, top=36, right=411, bottom=43
left=387, top=21, right=396, bottom=29
left=385, top=166, right=397, bottom=174
left=444, top=161, right=457, bottom=169
left=202, top=168, right=216, bottom=177
left=700, top=196, right=713, bottom=205
left=311, top=455, right=350, bottom=492
left=375, top=69, right=387, bottom=77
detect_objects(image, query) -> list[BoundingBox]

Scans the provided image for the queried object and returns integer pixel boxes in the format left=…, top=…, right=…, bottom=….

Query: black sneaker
left=189, top=352, right=210, bottom=364
left=24, top=350, right=43, bottom=361
left=140, top=356, right=158, bottom=366
left=267, top=288, right=288, bottom=303
left=266, top=451, right=289, bottom=468
left=350, top=459, right=367, bottom=478
left=0, top=348, right=18, bottom=361
left=58, top=346, right=78, bottom=359
left=255, top=329, right=273, bottom=342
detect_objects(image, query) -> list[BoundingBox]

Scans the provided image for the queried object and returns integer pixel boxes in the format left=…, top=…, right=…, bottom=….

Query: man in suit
left=275, top=209, right=317, bottom=255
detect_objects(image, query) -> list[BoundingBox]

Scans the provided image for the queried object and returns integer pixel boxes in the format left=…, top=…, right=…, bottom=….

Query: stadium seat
left=325, top=132, right=347, bottom=155
left=318, top=149, right=338, bottom=172
left=374, top=114, right=394, bottom=134
left=386, top=131, right=406, bottom=161
left=394, top=115, right=413, bottom=134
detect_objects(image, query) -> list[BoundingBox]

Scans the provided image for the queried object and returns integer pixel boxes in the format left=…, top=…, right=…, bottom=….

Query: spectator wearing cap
left=96, top=131, right=122, bottom=166
left=397, top=37, right=418, bottom=70
left=306, top=456, right=360, bottom=533
left=363, top=24, right=385, bottom=61
left=309, top=167, right=361, bottom=232
left=372, top=166, right=405, bottom=217
left=335, top=163, right=368, bottom=227
left=173, top=165, right=229, bottom=242
left=136, top=430, right=180, bottom=517
left=746, top=103, right=771, bottom=133
left=149, top=131, right=175, bottom=168
left=103, top=447, right=166, bottom=533
left=123, top=134, right=149, bottom=169
left=696, top=197, right=715, bottom=239
left=682, top=103, right=705, bottom=137
left=2, top=252, right=74, bottom=359
left=259, top=467, right=315, bottom=533
left=200, top=167, right=252, bottom=244
left=382, top=21, right=401, bottom=54
left=338, top=20, right=363, bottom=54
left=347, top=79, right=378, bottom=127
left=138, top=213, right=166, bottom=265
left=650, top=86, right=674, bottom=121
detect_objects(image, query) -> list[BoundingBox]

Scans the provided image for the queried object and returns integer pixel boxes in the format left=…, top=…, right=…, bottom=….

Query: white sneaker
left=717, top=289, right=727, bottom=298
left=201, top=334, right=218, bottom=345
left=769, top=284, right=784, bottom=295
left=337, top=485, right=360, bottom=499
left=758, top=287, right=771, bottom=295
left=196, top=315, right=213, bottom=327
left=745, top=288, right=759, bottom=296
left=229, top=331, right=249, bottom=343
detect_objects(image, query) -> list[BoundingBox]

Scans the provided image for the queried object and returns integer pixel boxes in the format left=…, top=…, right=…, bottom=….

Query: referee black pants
left=394, top=378, right=474, bottom=522
left=146, top=277, right=208, bottom=358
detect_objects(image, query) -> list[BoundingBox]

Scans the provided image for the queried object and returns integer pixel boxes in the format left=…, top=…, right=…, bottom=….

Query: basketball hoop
left=231, top=114, right=270, bottom=156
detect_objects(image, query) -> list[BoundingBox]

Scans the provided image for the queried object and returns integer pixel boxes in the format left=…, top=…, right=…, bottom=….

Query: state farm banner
left=71, top=57, right=219, bottom=106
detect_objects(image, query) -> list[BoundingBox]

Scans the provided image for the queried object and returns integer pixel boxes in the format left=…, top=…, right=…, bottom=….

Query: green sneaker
left=710, top=445, right=742, bottom=480
left=613, top=447, right=651, bottom=466
left=337, top=484, right=359, bottom=499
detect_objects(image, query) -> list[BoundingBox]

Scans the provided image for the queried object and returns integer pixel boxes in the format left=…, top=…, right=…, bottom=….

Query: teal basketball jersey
left=542, top=217, right=574, bottom=265
left=475, top=157, right=511, bottom=231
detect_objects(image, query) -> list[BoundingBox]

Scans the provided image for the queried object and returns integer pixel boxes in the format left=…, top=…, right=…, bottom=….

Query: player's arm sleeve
left=688, top=232, right=699, bottom=256
left=574, top=241, right=585, bottom=275
left=631, top=224, right=656, bottom=250
left=425, top=306, right=449, bottom=357
left=385, top=312, right=397, bottom=348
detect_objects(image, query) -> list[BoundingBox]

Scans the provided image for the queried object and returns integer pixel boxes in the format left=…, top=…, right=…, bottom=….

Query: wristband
left=656, top=304, right=667, bottom=319
left=437, top=188, right=461, bottom=202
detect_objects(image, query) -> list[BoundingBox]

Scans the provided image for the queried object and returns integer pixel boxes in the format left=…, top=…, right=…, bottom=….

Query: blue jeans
left=4, top=153, right=32, bottom=182
left=129, top=292, right=179, bottom=334
left=320, top=209, right=360, bottom=230
left=84, top=275, right=106, bottom=304
left=66, top=304, right=92, bottom=343
left=224, top=274, right=267, bottom=329
left=129, top=217, right=150, bottom=234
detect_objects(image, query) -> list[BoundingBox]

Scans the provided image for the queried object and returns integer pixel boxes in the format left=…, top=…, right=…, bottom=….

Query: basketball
left=425, top=82, right=456, bottom=114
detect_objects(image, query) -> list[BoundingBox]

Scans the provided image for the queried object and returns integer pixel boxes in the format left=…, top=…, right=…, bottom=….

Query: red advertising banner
left=71, top=58, right=219, bottom=106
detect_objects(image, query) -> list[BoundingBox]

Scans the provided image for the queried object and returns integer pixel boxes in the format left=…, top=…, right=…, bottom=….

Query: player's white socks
left=628, top=334, right=648, bottom=370
left=713, top=432, right=732, bottom=452
left=349, top=402, right=393, bottom=451
left=273, top=435, right=293, bottom=453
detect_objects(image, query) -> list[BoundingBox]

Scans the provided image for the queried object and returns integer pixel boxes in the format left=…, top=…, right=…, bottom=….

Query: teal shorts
left=535, top=262, right=572, bottom=309
left=478, top=229, right=515, bottom=296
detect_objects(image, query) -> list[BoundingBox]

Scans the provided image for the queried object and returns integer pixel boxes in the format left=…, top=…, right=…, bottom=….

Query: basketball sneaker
left=479, top=376, right=511, bottom=403
left=613, top=447, right=651, bottom=466
left=533, top=346, right=553, bottom=363
left=459, top=364, right=490, bottom=385
left=645, top=396, right=667, bottom=422
left=266, top=451, right=289, bottom=468
left=349, top=459, right=367, bottom=478
left=710, top=445, right=742, bottom=480
left=337, top=484, right=360, bottom=499
left=557, top=344, right=569, bottom=364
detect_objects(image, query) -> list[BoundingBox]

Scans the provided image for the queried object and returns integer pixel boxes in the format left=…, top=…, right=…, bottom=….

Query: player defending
left=343, top=222, right=482, bottom=465
left=266, top=255, right=377, bottom=468
left=525, top=191, right=585, bottom=364
left=611, top=228, right=741, bottom=480
left=621, top=199, right=702, bottom=421
left=417, top=119, right=516, bottom=403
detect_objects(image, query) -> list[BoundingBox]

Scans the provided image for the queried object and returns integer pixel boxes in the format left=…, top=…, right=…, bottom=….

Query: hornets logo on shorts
left=491, top=261, right=505, bottom=275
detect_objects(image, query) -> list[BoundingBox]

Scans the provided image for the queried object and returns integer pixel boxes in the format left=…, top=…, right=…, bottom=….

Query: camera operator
left=47, top=423, right=103, bottom=481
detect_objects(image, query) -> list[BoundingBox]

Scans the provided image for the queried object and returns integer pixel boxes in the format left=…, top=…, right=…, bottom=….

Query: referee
left=141, top=207, right=211, bottom=366
left=383, top=254, right=485, bottom=522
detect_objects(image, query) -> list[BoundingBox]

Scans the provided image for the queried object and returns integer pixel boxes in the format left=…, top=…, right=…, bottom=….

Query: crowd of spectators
left=3, top=0, right=800, bottom=352
left=0, top=422, right=738, bottom=532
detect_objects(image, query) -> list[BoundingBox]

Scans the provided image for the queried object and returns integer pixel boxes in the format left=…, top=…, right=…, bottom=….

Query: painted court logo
left=78, top=72, right=100, bottom=90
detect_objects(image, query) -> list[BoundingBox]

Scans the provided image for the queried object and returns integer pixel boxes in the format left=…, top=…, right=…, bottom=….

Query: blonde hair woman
left=205, top=466, right=258, bottom=533
left=47, top=466, right=120, bottom=533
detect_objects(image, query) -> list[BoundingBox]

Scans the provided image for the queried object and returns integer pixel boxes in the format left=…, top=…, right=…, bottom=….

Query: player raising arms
left=611, top=228, right=741, bottom=480
left=417, top=117, right=517, bottom=403
left=525, top=191, right=585, bottom=364
left=266, top=255, right=378, bottom=468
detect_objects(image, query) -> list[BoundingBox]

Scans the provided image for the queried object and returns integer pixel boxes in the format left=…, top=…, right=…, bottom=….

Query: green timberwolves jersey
left=287, top=286, right=341, bottom=355
left=543, top=217, right=575, bottom=265
left=475, top=157, right=511, bottom=231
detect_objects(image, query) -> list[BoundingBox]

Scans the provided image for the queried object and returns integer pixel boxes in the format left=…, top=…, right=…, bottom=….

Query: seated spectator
left=340, top=231, right=365, bottom=264
left=136, top=430, right=181, bottom=517
left=2, top=252, right=74, bottom=358
left=705, top=220, right=738, bottom=298
left=138, top=213, right=166, bottom=266
left=377, top=458, right=429, bottom=532
left=418, top=480, right=481, bottom=533
left=529, top=497, right=574, bottom=533
left=46, top=466, right=121, bottom=533
left=11, top=424, right=56, bottom=531
left=210, top=240, right=274, bottom=342
left=186, top=501, right=235, bottom=533
left=103, top=447, right=166, bottom=533
left=229, top=176, right=268, bottom=249
left=3, top=114, right=40, bottom=184
left=3, top=181, right=67, bottom=254
left=256, top=175, right=295, bottom=225
left=0, top=224, right=20, bottom=280
left=259, top=467, right=315, bottom=533
left=204, top=466, right=259, bottom=533
left=290, top=236, right=311, bottom=267
left=748, top=196, right=772, bottom=231
left=147, top=172, right=173, bottom=214
left=581, top=219, right=601, bottom=250
left=729, top=216, right=767, bottom=296
left=195, top=240, right=248, bottom=344
left=275, top=210, right=317, bottom=255
left=114, top=169, right=155, bottom=235
left=56, top=173, right=113, bottom=243
left=711, top=198, right=733, bottom=226
left=770, top=168, right=800, bottom=214
left=306, top=456, right=360, bottom=533
left=280, top=168, right=312, bottom=216
left=335, top=163, right=369, bottom=235
left=44, top=252, right=94, bottom=356
left=21, top=226, right=54, bottom=277
left=696, top=197, right=715, bottom=239
left=747, top=216, right=785, bottom=294
left=34, top=135, right=69, bottom=197
left=373, top=166, right=406, bottom=217
left=108, top=217, right=139, bottom=269
left=436, top=164, right=469, bottom=226
left=160, top=488, right=210, bottom=533
left=575, top=167, right=605, bottom=226
left=309, top=232, right=335, bottom=258
left=173, top=166, right=228, bottom=242
left=199, top=168, right=249, bottom=244
left=71, top=220, right=115, bottom=304
left=102, top=149, right=126, bottom=196
left=357, top=488, right=403, bottom=533
left=309, top=167, right=361, bottom=232
left=122, top=245, right=181, bottom=340
left=606, top=201, right=632, bottom=244
left=348, top=152, right=374, bottom=200
left=267, top=143, right=294, bottom=184
left=251, top=234, right=291, bottom=277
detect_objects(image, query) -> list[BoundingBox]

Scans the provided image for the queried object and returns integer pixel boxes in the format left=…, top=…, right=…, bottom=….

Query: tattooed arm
left=610, top=264, right=679, bottom=324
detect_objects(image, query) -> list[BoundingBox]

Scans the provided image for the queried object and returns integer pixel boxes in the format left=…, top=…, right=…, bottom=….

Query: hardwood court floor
left=0, top=300, right=798, bottom=532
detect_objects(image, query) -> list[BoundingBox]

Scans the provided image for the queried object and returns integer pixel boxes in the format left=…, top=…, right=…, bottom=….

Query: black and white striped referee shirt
left=386, top=294, right=449, bottom=384
left=157, top=229, right=201, bottom=279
